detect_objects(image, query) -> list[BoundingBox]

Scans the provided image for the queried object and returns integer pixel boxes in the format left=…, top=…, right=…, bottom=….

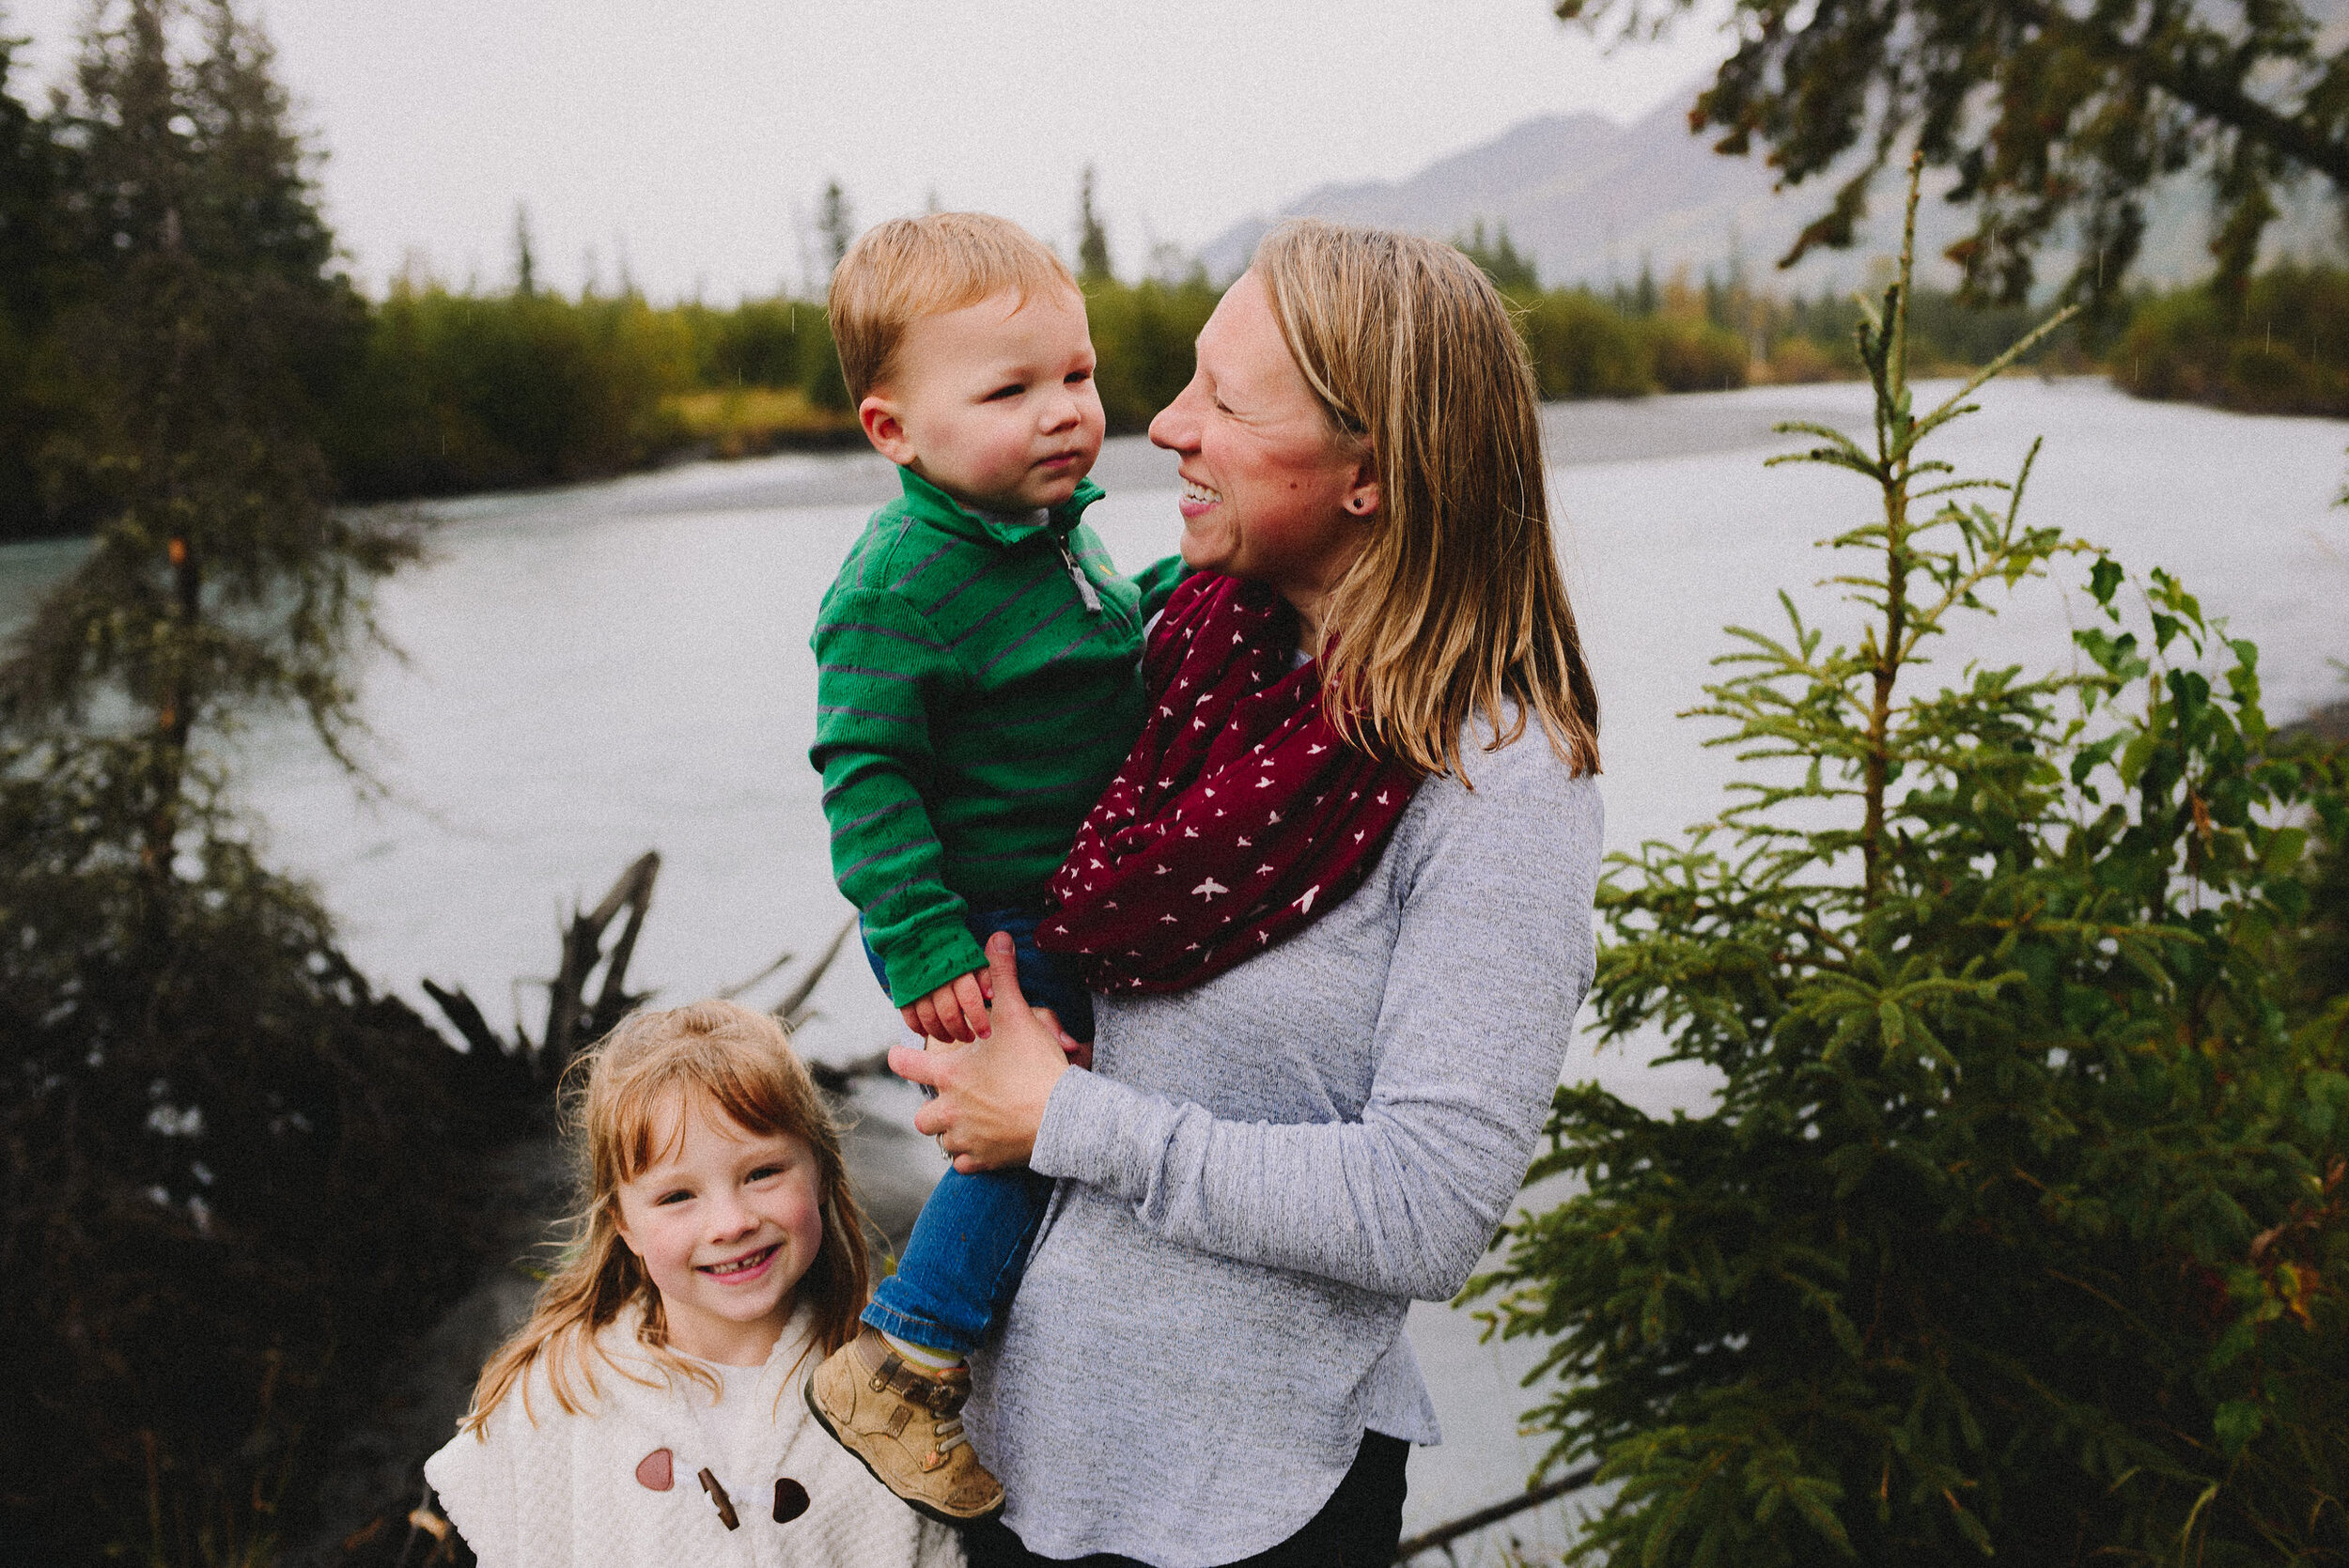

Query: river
left=5, top=377, right=2345, bottom=1554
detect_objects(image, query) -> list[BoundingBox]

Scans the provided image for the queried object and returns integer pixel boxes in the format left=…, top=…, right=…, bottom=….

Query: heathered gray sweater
left=965, top=721, right=1604, bottom=1567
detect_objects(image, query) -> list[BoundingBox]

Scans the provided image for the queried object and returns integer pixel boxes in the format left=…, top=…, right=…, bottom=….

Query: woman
left=891, top=220, right=1605, bottom=1568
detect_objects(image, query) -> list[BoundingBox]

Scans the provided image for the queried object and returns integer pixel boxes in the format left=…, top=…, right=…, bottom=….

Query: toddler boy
left=801, top=212, right=1178, bottom=1524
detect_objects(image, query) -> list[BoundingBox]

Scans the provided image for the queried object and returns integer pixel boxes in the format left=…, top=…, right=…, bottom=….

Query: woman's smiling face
left=613, top=1094, right=825, bottom=1366
left=1148, top=271, right=1377, bottom=633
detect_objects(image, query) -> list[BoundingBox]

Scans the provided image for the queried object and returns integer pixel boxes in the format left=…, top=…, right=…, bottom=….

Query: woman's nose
left=1148, top=389, right=1199, bottom=452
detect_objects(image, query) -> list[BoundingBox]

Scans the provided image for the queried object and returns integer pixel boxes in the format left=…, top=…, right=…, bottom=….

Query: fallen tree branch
left=807, top=1048, right=893, bottom=1096
left=423, top=850, right=661, bottom=1080
left=1392, top=1465, right=1598, bottom=1562
left=544, top=849, right=660, bottom=1075
left=775, top=914, right=857, bottom=1032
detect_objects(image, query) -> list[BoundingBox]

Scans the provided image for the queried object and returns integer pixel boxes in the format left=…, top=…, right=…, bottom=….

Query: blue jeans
left=861, top=908, right=1092, bottom=1355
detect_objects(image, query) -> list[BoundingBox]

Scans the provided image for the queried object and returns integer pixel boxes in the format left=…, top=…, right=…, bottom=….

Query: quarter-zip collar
left=895, top=465, right=1102, bottom=547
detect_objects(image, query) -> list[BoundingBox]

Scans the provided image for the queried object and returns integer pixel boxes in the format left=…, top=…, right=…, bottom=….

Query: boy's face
left=859, top=285, right=1106, bottom=514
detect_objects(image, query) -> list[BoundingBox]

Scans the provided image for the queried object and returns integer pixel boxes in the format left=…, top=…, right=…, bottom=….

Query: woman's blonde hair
left=459, top=1001, right=872, bottom=1432
left=1252, top=219, right=1600, bottom=782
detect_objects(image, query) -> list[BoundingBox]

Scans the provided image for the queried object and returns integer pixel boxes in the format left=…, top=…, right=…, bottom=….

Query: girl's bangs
left=607, top=1039, right=814, bottom=1182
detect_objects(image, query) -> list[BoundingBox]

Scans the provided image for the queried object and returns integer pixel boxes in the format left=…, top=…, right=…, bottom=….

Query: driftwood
left=425, top=855, right=889, bottom=1091
left=545, top=849, right=661, bottom=1070
left=717, top=913, right=892, bottom=1093
left=420, top=850, right=658, bottom=1079
left=722, top=911, right=857, bottom=1033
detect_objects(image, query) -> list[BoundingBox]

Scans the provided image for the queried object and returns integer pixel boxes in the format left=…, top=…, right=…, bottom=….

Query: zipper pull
left=1055, top=536, right=1102, bottom=614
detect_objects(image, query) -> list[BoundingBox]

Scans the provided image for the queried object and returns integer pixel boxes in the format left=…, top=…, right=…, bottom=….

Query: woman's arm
left=901, top=767, right=1603, bottom=1302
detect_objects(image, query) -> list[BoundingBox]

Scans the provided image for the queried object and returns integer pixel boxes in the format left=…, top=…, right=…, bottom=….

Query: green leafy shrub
left=1471, top=171, right=2349, bottom=1567
left=1515, top=288, right=1656, bottom=398
left=2115, top=268, right=2349, bottom=417
left=323, top=283, right=693, bottom=499
left=680, top=296, right=816, bottom=390
left=1083, top=273, right=1221, bottom=432
left=1647, top=315, right=1751, bottom=392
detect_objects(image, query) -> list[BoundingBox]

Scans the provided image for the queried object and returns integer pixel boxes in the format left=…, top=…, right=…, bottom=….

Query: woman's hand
left=891, top=932, right=1076, bottom=1172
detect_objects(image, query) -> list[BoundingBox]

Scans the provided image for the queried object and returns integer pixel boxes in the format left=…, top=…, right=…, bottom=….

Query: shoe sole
left=801, top=1370, right=1005, bottom=1528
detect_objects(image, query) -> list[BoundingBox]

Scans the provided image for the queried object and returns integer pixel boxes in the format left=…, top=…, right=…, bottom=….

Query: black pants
left=961, top=1430, right=1408, bottom=1568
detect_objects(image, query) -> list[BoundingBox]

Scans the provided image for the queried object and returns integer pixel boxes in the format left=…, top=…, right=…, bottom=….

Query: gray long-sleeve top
left=965, top=720, right=1604, bottom=1567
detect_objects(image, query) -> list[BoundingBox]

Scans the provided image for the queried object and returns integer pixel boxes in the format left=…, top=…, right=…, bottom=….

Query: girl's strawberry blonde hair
left=459, top=1001, right=871, bottom=1433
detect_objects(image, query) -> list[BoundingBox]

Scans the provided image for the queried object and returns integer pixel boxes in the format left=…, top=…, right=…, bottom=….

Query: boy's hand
left=1027, top=1008, right=1092, bottom=1071
left=902, top=967, right=994, bottom=1043
left=893, top=933, right=1069, bottom=1172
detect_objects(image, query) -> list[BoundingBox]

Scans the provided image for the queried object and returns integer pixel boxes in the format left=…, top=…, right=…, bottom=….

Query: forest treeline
left=0, top=0, right=2336, bottom=547
left=0, top=212, right=2072, bottom=541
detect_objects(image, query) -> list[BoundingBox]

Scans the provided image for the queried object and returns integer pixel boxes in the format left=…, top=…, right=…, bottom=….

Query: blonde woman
left=893, top=221, right=1606, bottom=1568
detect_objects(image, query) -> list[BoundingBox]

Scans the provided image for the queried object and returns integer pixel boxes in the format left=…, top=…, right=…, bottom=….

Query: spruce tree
left=1077, top=163, right=1113, bottom=285
left=805, top=178, right=854, bottom=411
left=6, top=0, right=413, bottom=876
left=0, top=22, right=67, bottom=536
left=1472, top=162, right=2349, bottom=1565
left=0, top=6, right=476, bottom=1560
left=512, top=198, right=537, bottom=296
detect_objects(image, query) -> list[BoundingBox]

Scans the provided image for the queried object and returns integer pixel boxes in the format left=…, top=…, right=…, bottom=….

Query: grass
left=664, top=386, right=858, bottom=458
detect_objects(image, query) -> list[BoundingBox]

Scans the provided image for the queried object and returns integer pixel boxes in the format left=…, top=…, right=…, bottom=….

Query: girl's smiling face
left=613, top=1094, right=826, bottom=1366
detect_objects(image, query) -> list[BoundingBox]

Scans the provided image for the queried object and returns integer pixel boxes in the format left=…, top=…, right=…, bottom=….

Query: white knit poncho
left=425, top=1305, right=962, bottom=1568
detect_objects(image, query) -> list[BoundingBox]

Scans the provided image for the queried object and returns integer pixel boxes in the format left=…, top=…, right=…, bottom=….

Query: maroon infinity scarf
left=1036, top=572, right=1421, bottom=994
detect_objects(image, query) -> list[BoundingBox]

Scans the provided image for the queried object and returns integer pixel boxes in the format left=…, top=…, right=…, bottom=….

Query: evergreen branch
left=1914, top=306, right=2086, bottom=445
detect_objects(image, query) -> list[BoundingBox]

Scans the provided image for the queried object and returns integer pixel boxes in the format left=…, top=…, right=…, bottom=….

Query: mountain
left=1197, top=86, right=2342, bottom=294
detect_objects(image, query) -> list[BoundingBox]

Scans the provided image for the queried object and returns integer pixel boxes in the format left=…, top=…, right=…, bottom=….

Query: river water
left=5, top=378, right=2346, bottom=1552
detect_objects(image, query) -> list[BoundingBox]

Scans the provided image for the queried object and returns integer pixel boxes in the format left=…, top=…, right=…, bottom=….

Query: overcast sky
left=6, top=0, right=1735, bottom=302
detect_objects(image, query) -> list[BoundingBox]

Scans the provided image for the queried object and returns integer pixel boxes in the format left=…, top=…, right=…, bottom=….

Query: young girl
left=425, top=1001, right=963, bottom=1567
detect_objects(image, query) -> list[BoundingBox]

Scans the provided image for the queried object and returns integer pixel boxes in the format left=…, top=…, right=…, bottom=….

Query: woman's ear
left=1343, top=460, right=1380, bottom=520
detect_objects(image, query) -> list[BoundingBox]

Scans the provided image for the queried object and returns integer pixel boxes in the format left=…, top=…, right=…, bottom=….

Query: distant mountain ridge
left=1199, top=85, right=2341, bottom=294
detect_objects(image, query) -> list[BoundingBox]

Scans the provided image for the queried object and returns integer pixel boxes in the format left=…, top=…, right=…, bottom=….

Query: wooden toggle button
left=698, top=1467, right=739, bottom=1529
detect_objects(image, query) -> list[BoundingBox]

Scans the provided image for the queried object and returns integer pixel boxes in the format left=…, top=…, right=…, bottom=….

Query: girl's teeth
left=706, top=1248, right=771, bottom=1275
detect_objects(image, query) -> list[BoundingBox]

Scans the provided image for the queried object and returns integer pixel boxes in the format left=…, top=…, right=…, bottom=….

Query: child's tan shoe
left=803, top=1326, right=1004, bottom=1524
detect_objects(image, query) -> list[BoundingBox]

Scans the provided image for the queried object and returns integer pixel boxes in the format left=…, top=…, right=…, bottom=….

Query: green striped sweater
left=811, top=466, right=1184, bottom=1006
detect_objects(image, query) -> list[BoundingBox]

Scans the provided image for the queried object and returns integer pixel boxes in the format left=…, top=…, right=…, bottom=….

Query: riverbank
left=0, top=264, right=2068, bottom=540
